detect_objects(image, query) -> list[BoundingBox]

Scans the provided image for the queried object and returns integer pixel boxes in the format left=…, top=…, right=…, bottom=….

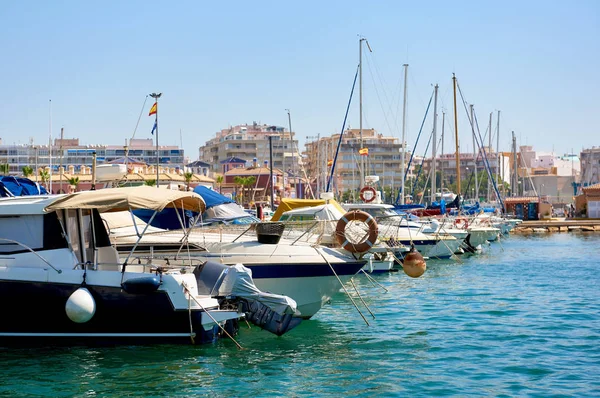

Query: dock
left=514, top=219, right=600, bottom=233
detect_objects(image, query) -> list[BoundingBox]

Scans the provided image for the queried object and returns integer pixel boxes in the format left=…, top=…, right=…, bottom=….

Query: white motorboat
left=342, top=203, right=462, bottom=259
left=274, top=202, right=397, bottom=273
left=104, top=211, right=367, bottom=319
left=0, top=188, right=299, bottom=345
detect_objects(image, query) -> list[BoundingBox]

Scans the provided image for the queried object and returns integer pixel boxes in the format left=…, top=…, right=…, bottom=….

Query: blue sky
left=0, top=0, right=598, bottom=161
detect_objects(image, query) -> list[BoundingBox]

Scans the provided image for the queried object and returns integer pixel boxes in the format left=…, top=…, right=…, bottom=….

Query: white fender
left=65, top=287, right=96, bottom=323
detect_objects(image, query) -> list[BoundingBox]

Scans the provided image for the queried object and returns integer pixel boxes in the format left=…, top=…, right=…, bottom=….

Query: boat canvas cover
left=271, top=198, right=346, bottom=221
left=0, top=176, right=47, bottom=197
left=218, top=264, right=298, bottom=316
left=45, top=186, right=205, bottom=213
left=203, top=202, right=250, bottom=222
left=193, top=186, right=233, bottom=209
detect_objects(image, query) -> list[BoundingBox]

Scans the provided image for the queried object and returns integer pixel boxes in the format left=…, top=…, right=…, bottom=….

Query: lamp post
left=149, top=92, right=162, bottom=188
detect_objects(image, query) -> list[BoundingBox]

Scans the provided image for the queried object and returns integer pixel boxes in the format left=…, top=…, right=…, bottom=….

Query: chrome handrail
left=0, top=238, right=62, bottom=274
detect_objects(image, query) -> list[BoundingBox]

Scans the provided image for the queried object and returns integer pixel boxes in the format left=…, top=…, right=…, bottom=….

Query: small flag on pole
left=359, top=147, right=369, bottom=156
left=151, top=121, right=157, bottom=135
left=149, top=102, right=157, bottom=116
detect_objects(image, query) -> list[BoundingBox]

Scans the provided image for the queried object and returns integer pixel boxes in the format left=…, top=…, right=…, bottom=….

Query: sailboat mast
left=496, top=110, right=501, bottom=196
left=471, top=104, right=478, bottom=201
left=48, top=99, right=52, bottom=193
left=512, top=131, right=518, bottom=196
left=488, top=112, right=492, bottom=202
left=441, top=111, right=445, bottom=193
left=359, top=38, right=364, bottom=189
left=452, top=74, right=461, bottom=195
left=431, top=84, right=438, bottom=204
left=400, top=64, right=409, bottom=204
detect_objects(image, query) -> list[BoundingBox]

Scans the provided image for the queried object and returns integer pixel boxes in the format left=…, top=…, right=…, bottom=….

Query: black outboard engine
left=193, top=261, right=301, bottom=336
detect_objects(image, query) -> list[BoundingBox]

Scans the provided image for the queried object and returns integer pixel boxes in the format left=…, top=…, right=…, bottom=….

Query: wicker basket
left=255, top=222, right=286, bottom=244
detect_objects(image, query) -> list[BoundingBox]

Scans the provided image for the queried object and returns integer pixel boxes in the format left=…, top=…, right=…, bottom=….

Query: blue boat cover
left=0, top=176, right=47, bottom=197
left=193, top=186, right=233, bottom=209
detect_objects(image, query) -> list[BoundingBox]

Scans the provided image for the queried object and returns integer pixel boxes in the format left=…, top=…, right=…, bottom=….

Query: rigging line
left=364, top=54, right=398, bottom=137
left=396, top=89, right=434, bottom=204
left=130, top=95, right=149, bottom=143
left=411, top=128, right=434, bottom=199
left=327, top=64, right=359, bottom=193
left=459, top=84, right=504, bottom=209
left=364, top=51, right=403, bottom=135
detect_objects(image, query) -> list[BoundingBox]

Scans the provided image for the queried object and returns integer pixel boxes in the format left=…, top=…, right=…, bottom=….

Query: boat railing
left=0, top=238, right=63, bottom=274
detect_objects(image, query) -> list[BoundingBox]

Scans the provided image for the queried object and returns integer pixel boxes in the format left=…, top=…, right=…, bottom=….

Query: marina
left=1, top=1, right=598, bottom=396
left=0, top=232, right=598, bottom=396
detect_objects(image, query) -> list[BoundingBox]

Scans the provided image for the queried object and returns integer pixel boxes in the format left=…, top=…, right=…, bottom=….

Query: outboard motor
left=193, top=261, right=301, bottom=336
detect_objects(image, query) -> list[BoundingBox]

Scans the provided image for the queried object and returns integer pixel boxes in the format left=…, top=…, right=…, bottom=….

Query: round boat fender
left=335, top=210, right=378, bottom=253
left=65, top=287, right=96, bottom=323
left=359, top=186, right=377, bottom=203
left=454, top=218, right=469, bottom=229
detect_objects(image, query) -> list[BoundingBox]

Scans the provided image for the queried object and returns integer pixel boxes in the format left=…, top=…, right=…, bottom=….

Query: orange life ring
left=335, top=210, right=379, bottom=253
left=359, top=186, right=376, bottom=203
left=454, top=218, right=469, bottom=229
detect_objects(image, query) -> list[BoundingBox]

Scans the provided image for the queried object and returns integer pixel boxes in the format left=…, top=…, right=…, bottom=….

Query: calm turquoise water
left=1, top=233, right=599, bottom=397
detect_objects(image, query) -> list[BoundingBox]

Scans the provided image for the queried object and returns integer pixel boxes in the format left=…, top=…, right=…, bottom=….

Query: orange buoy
left=402, top=245, right=426, bottom=278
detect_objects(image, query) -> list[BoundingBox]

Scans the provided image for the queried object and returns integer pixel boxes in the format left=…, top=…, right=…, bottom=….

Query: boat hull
left=0, top=269, right=238, bottom=346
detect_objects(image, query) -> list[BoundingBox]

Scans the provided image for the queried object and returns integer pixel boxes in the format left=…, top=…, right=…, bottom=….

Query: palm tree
left=216, top=175, right=224, bottom=193
left=0, top=164, right=9, bottom=176
left=144, top=179, right=156, bottom=187
left=183, top=172, right=194, bottom=191
left=22, top=166, right=34, bottom=178
left=233, top=176, right=243, bottom=204
left=39, top=169, right=50, bottom=188
left=67, top=176, right=80, bottom=192
left=243, top=176, right=256, bottom=205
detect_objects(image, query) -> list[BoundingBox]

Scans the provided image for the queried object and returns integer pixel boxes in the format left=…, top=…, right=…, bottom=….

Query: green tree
left=67, top=176, right=80, bottom=192
left=0, top=164, right=9, bottom=176
left=216, top=175, right=224, bottom=193
left=22, top=166, right=34, bottom=178
left=144, top=179, right=156, bottom=187
left=39, top=169, right=50, bottom=187
left=183, top=172, right=194, bottom=191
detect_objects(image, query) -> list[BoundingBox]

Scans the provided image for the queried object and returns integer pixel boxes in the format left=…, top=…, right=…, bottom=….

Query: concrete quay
left=513, top=219, right=600, bottom=233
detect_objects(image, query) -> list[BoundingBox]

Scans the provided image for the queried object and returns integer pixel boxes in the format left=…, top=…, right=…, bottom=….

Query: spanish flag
left=327, top=159, right=333, bottom=166
left=149, top=102, right=157, bottom=116
left=359, top=147, right=369, bottom=156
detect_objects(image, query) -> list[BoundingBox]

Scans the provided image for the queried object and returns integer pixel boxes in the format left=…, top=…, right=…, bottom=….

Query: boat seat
left=96, top=246, right=121, bottom=271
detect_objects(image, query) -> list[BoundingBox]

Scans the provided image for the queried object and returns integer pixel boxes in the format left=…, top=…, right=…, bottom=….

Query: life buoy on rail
left=335, top=210, right=379, bottom=253
left=359, top=186, right=377, bottom=203
left=454, top=218, right=469, bottom=229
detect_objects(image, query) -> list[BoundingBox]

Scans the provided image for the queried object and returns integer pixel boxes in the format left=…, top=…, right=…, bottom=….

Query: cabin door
left=527, top=203, right=538, bottom=220
left=63, top=209, right=94, bottom=265
left=515, top=203, right=524, bottom=219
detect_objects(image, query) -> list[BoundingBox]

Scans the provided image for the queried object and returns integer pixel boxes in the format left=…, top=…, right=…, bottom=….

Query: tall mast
left=512, top=131, right=518, bottom=196
left=471, top=104, right=478, bottom=201
left=452, top=74, right=461, bottom=195
left=496, top=110, right=501, bottom=196
left=400, top=64, right=409, bottom=204
left=431, top=84, right=438, bottom=204
left=59, top=127, right=64, bottom=193
left=48, top=99, right=53, bottom=193
left=359, top=38, right=364, bottom=189
left=441, top=111, right=445, bottom=193
left=488, top=112, right=492, bottom=202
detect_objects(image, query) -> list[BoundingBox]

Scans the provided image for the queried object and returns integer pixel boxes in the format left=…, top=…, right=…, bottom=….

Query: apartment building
left=303, top=128, right=410, bottom=194
left=198, top=122, right=300, bottom=175
left=0, top=138, right=185, bottom=175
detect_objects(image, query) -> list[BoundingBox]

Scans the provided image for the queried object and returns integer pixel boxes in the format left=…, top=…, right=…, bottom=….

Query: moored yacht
left=0, top=188, right=299, bottom=345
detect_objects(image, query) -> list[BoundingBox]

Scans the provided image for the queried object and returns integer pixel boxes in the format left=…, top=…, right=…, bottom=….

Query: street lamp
left=149, top=92, right=162, bottom=188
